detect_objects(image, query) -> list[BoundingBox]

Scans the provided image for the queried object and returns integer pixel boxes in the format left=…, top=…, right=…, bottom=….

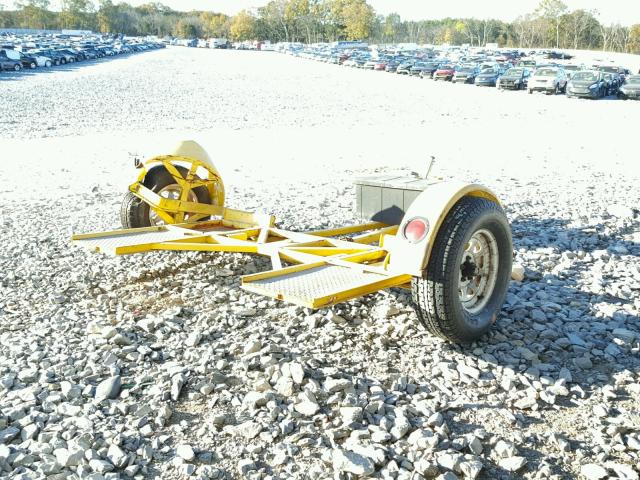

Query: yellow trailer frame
left=73, top=212, right=410, bottom=308
left=73, top=141, right=502, bottom=312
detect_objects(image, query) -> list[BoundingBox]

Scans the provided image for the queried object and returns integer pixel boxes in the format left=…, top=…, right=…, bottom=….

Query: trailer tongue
left=73, top=141, right=513, bottom=343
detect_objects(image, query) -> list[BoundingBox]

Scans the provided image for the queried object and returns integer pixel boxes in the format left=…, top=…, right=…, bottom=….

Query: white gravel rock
left=581, top=464, right=609, bottom=480
left=176, top=444, right=196, bottom=462
left=94, top=375, right=121, bottom=402
left=332, top=448, right=375, bottom=476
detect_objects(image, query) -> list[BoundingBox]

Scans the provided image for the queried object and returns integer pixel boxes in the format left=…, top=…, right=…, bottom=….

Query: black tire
left=411, top=196, right=512, bottom=343
left=14, top=64, right=21, bottom=71
left=120, top=166, right=211, bottom=229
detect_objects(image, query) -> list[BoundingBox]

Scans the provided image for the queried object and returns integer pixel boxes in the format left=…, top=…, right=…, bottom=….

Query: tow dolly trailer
left=73, top=141, right=513, bottom=343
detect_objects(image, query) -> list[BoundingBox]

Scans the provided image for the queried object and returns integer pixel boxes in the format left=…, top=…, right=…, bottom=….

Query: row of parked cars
left=0, top=33, right=165, bottom=74
left=288, top=45, right=639, bottom=100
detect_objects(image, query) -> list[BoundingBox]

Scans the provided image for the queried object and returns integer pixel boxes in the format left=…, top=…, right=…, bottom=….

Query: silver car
left=528, top=67, right=568, bottom=95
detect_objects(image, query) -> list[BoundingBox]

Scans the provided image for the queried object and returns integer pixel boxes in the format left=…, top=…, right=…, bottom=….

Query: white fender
left=170, top=140, right=223, bottom=179
left=385, top=181, right=500, bottom=277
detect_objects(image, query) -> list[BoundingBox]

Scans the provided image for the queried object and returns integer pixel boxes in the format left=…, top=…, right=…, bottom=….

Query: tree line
left=1, top=0, right=639, bottom=54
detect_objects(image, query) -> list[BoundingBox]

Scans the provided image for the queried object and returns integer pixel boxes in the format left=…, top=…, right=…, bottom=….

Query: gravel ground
left=1, top=47, right=639, bottom=480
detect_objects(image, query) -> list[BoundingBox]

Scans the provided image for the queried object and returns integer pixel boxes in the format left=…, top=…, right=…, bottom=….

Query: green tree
left=629, top=24, right=640, bottom=54
left=229, top=9, right=255, bottom=41
left=173, top=16, right=201, bottom=38
left=200, top=12, right=229, bottom=38
left=382, top=13, right=400, bottom=42
left=15, top=0, right=52, bottom=29
left=59, top=0, right=95, bottom=30
left=329, top=0, right=373, bottom=40
left=562, top=9, right=599, bottom=49
left=536, top=0, right=567, bottom=47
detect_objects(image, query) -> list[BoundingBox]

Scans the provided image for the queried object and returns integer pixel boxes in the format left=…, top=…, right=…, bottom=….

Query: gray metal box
left=354, top=175, right=434, bottom=225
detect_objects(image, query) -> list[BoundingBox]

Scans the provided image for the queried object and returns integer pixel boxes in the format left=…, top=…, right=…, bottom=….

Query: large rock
left=176, top=444, right=195, bottom=462
left=94, top=375, right=121, bottom=402
left=580, top=464, right=608, bottom=480
left=235, top=421, right=262, bottom=440
left=498, top=456, right=527, bottom=472
left=0, top=427, right=20, bottom=444
left=295, top=400, right=320, bottom=416
left=332, top=448, right=375, bottom=477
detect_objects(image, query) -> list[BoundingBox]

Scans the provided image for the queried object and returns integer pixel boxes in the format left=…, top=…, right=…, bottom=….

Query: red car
left=433, top=65, right=455, bottom=81
left=374, top=61, right=387, bottom=71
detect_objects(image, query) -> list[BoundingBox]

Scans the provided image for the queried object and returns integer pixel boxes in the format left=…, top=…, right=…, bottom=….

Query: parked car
left=598, top=65, right=625, bottom=85
left=528, top=67, right=567, bottom=94
left=433, top=64, right=455, bottom=81
left=0, top=52, right=21, bottom=71
left=562, top=64, right=583, bottom=79
left=409, top=61, right=434, bottom=77
left=498, top=67, right=530, bottom=90
left=517, top=59, right=536, bottom=68
left=618, top=75, right=640, bottom=100
left=18, top=53, right=38, bottom=69
left=452, top=65, right=480, bottom=83
left=566, top=71, right=606, bottom=99
left=32, top=49, right=65, bottom=65
left=602, top=72, right=620, bottom=96
left=373, top=60, right=387, bottom=71
left=419, top=62, right=441, bottom=79
left=363, top=60, right=377, bottom=70
left=396, top=60, right=416, bottom=75
left=23, top=51, right=52, bottom=67
left=475, top=67, right=501, bottom=87
left=385, top=61, right=400, bottom=73
left=545, top=51, right=573, bottom=60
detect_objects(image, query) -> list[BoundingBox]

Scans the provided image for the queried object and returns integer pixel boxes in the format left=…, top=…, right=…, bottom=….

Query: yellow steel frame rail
left=73, top=213, right=410, bottom=308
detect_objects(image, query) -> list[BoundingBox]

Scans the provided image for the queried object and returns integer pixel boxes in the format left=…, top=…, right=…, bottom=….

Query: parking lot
left=1, top=46, right=639, bottom=479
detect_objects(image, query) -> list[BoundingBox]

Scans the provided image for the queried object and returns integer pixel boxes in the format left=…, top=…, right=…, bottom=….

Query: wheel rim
left=458, top=229, right=499, bottom=314
left=148, top=184, right=198, bottom=226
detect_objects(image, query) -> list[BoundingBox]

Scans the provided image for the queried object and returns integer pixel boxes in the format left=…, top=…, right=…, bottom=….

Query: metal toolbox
left=354, top=174, right=435, bottom=225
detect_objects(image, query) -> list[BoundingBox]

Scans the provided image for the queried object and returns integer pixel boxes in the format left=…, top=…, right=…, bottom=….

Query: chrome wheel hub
left=458, top=229, right=499, bottom=314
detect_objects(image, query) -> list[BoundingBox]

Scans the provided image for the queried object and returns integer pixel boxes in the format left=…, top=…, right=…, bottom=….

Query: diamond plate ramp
left=73, top=227, right=196, bottom=255
left=241, top=263, right=410, bottom=308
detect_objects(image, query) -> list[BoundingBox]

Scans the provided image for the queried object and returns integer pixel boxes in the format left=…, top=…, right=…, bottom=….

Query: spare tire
left=411, top=196, right=512, bottom=343
left=120, top=165, right=211, bottom=229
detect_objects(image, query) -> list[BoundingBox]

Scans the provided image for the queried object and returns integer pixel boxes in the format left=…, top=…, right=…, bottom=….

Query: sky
left=2, top=0, right=639, bottom=25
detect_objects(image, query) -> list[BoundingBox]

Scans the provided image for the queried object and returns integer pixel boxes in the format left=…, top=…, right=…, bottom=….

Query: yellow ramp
left=241, top=262, right=410, bottom=308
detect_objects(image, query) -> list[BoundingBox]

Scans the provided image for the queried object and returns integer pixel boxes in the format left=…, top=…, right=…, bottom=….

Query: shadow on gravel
left=505, top=214, right=639, bottom=374
left=407, top=215, right=639, bottom=478
left=511, top=215, right=638, bottom=256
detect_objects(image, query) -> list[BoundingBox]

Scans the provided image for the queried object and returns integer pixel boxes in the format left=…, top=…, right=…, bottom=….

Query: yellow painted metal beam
left=310, top=274, right=412, bottom=308
left=153, top=242, right=258, bottom=253
left=351, top=225, right=399, bottom=245
left=241, top=261, right=326, bottom=282
left=283, top=247, right=372, bottom=256
left=131, top=184, right=224, bottom=216
left=307, top=222, right=388, bottom=237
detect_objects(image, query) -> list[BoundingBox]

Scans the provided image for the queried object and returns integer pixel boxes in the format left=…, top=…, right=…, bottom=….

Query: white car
left=528, top=67, right=568, bottom=95
left=24, top=52, right=53, bottom=67
left=1, top=48, right=52, bottom=68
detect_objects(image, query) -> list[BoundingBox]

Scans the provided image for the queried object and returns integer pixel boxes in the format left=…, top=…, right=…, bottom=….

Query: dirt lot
left=0, top=47, right=639, bottom=480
